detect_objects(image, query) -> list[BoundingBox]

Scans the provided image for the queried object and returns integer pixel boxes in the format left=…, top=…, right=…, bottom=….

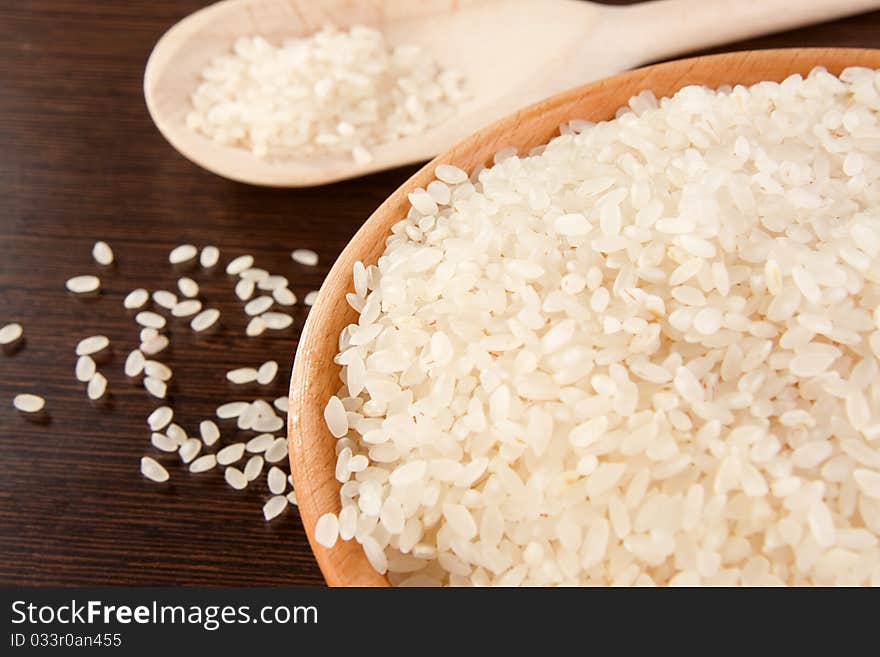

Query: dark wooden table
left=1, top=1, right=879, bottom=587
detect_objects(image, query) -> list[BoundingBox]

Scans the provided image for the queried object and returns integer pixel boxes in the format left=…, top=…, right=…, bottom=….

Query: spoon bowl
left=287, top=48, right=880, bottom=586
left=144, top=0, right=879, bottom=186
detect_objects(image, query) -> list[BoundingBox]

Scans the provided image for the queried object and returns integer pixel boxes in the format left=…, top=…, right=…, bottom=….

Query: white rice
left=246, top=317, right=267, bottom=337
left=140, top=334, right=169, bottom=356
left=225, top=466, right=248, bottom=490
left=261, top=312, right=292, bottom=330
left=86, top=372, right=107, bottom=400
left=66, top=275, right=100, bottom=294
left=40, top=232, right=303, bottom=528
left=151, top=432, right=178, bottom=453
left=199, top=419, right=220, bottom=446
left=190, top=454, right=217, bottom=473
left=75, top=335, right=109, bottom=356
left=323, top=396, right=348, bottom=438
left=124, top=288, right=149, bottom=309
left=258, top=275, right=288, bottom=291
left=166, top=423, right=187, bottom=444
left=244, top=296, right=273, bottom=316
left=252, top=414, right=283, bottom=433
left=136, top=311, right=166, bottom=329
left=141, top=456, right=169, bottom=483
left=0, top=322, right=23, bottom=345
left=217, top=401, right=248, bottom=418
left=169, top=244, right=197, bottom=264
left=75, top=356, right=96, bottom=382
left=272, top=287, right=296, bottom=306
left=264, top=438, right=288, bottom=463
left=190, top=308, right=220, bottom=332
left=267, top=466, right=286, bottom=494
left=147, top=405, right=173, bottom=431
left=240, top=268, right=269, bottom=282
left=152, top=290, right=177, bottom=309
left=200, top=245, right=220, bottom=268
left=321, top=68, right=880, bottom=587
left=217, top=442, right=245, bottom=465
left=186, top=25, right=466, bottom=161
left=235, top=278, right=255, bottom=301
left=225, top=255, right=254, bottom=275
left=144, top=360, right=172, bottom=381
left=178, top=277, right=199, bottom=298
left=227, top=367, right=258, bottom=384
left=257, top=360, right=278, bottom=385
left=143, top=376, right=167, bottom=399
left=246, top=433, right=275, bottom=453
left=178, top=438, right=202, bottom=464
left=315, top=513, right=339, bottom=548
left=124, top=349, right=146, bottom=377
left=855, top=470, right=880, bottom=499
left=92, top=241, right=114, bottom=265
left=13, top=393, right=44, bottom=413
left=291, top=249, right=319, bottom=266
left=244, top=455, right=264, bottom=481
left=263, top=495, right=288, bottom=521
left=172, top=299, right=202, bottom=317
left=434, top=164, right=468, bottom=185
left=303, top=291, right=318, bottom=306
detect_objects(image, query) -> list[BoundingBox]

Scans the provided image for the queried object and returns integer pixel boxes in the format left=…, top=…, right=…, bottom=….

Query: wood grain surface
left=1, top=1, right=879, bottom=587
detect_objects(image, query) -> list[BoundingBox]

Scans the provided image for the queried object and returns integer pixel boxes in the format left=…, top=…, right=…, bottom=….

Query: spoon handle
left=613, top=0, right=880, bottom=65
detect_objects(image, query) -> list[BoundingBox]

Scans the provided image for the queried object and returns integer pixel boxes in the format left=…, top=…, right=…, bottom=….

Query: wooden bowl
left=288, top=48, right=880, bottom=587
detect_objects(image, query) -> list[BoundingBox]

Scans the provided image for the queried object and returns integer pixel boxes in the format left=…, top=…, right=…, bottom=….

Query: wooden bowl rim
left=288, top=47, right=880, bottom=587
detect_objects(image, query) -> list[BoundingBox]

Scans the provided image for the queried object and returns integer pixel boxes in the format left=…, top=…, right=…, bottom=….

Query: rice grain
left=261, top=312, right=292, bottom=330
left=136, top=312, right=166, bottom=329
left=244, top=455, right=264, bottom=481
left=140, top=456, right=169, bottom=483
left=86, top=373, right=107, bottom=400
left=257, top=360, right=278, bottom=385
left=292, top=249, right=319, bottom=266
left=263, top=495, right=288, bottom=521
left=191, top=308, right=220, bottom=332
left=172, top=299, right=202, bottom=317
left=224, top=466, right=248, bottom=490
left=267, top=466, right=286, bottom=494
left=143, top=376, right=167, bottom=399
left=169, top=244, right=197, bottom=264
left=225, top=255, right=253, bottom=275
left=246, top=317, right=267, bottom=336
left=75, top=335, right=109, bottom=356
left=200, top=245, right=220, bottom=268
left=178, top=277, right=199, bottom=298
left=75, top=356, right=96, bottom=382
left=199, top=419, right=220, bottom=446
left=264, top=438, right=288, bottom=463
left=147, top=405, right=173, bottom=431
left=124, top=288, right=149, bottom=309
left=124, top=349, right=146, bottom=377
left=217, top=443, right=245, bottom=465
left=152, top=290, right=178, bottom=309
left=190, top=454, right=217, bottom=473
left=0, top=322, right=23, bottom=345
left=66, top=275, right=100, bottom=294
left=92, top=241, right=114, bottom=265
left=151, top=432, right=178, bottom=453
left=227, top=367, right=258, bottom=384
left=13, top=393, right=44, bottom=413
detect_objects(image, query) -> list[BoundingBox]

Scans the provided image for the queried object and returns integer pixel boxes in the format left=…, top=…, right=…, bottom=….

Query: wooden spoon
left=288, top=48, right=880, bottom=586
left=144, top=0, right=880, bottom=187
